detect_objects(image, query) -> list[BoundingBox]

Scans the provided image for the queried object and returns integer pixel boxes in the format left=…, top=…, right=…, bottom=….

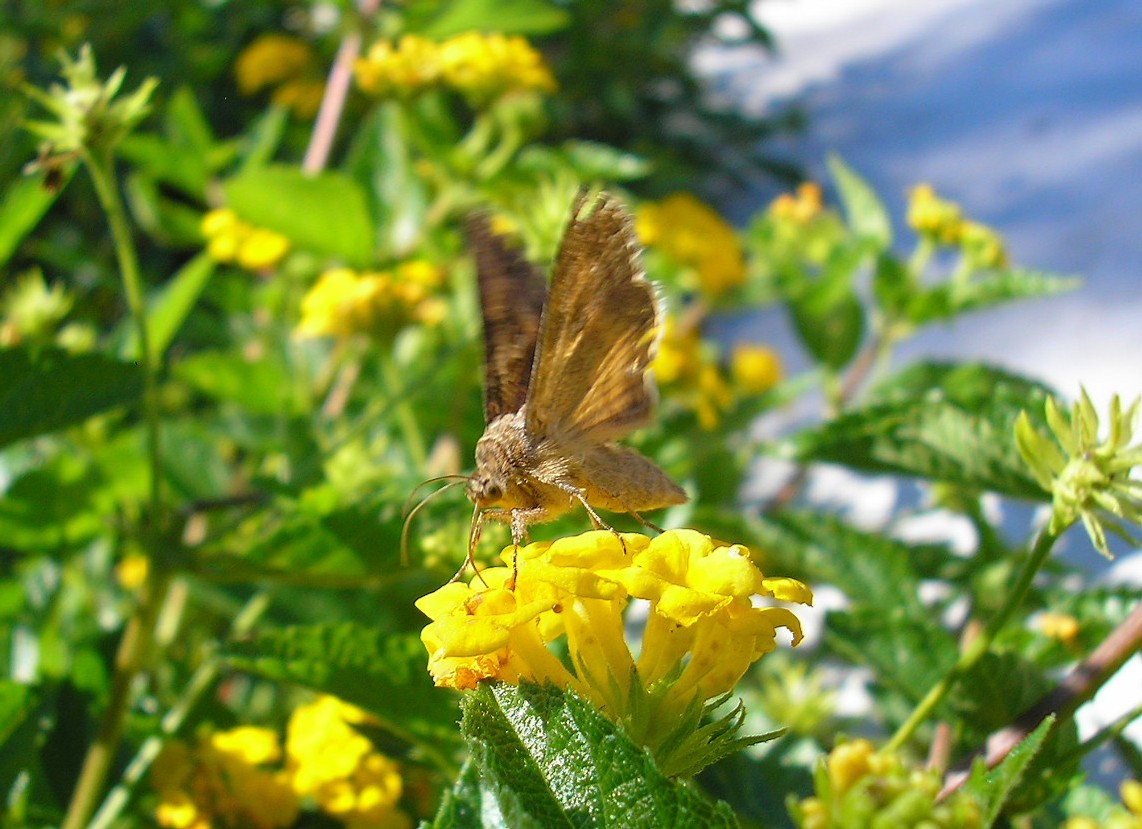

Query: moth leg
left=553, top=482, right=628, bottom=556
left=456, top=505, right=491, bottom=587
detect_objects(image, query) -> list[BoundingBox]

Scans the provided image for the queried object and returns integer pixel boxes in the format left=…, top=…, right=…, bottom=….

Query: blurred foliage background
left=0, top=1, right=1139, bottom=828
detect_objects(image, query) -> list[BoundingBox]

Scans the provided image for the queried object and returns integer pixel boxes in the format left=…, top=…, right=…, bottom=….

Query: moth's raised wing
left=525, top=192, right=661, bottom=442
left=465, top=213, right=548, bottom=422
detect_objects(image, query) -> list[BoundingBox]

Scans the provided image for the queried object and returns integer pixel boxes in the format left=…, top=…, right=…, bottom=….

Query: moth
left=462, top=190, right=688, bottom=567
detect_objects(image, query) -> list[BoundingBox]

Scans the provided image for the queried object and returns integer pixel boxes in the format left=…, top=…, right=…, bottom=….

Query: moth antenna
left=400, top=477, right=468, bottom=566
left=403, top=474, right=470, bottom=519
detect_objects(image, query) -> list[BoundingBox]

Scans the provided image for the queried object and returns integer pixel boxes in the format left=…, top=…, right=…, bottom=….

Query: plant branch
left=62, top=148, right=172, bottom=829
left=939, top=598, right=1142, bottom=798
left=302, top=0, right=381, bottom=174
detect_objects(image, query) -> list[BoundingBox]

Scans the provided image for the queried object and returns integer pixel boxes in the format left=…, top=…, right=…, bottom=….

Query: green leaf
left=223, top=165, right=374, bottom=266
left=431, top=759, right=493, bottom=828
left=963, top=716, right=1055, bottom=826
left=419, top=0, right=571, bottom=38
left=763, top=511, right=929, bottom=617
left=788, top=283, right=864, bottom=370
left=122, top=253, right=214, bottom=359
left=174, top=349, right=294, bottom=415
left=827, top=609, right=957, bottom=704
left=0, top=681, right=32, bottom=750
left=0, top=346, right=143, bottom=449
left=827, top=154, right=891, bottom=248
left=226, top=623, right=460, bottom=753
left=0, top=170, right=71, bottom=268
left=345, top=103, right=430, bottom=259
left=459, top=682, right=739, bottom=827
left=906, top=269, right=1080, bottom=326
left=792, top=361, right=1054, bottom=499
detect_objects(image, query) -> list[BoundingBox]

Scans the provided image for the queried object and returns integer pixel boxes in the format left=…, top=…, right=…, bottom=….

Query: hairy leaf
left=793, top=362, right=1055, bottom=499
left=459, top=682, right=739, bottom=828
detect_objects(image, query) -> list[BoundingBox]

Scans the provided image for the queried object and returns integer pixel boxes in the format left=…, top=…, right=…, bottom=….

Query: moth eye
left=485, top=483, right=503, bottom=502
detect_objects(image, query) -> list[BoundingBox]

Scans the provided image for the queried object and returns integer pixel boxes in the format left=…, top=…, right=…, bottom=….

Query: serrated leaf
left=907, top=269, right=1080, bottom=326
left=431, top=759, right=497, bottom=828
left=0, top=346, right=144, bottom=449
left=460, top=682, right=739, bottom=828
left=827, top=609, right=958, bottom=703
left=793, top=362, right=1055, bottom=499
left=122, top=252, right=214, bottom=360
left=223, top=165, right=374, bottom=266
left=419, top=0, right=570, bottom=38
left=964, top=716, right=1055, bottom=825
left=226, top=623, right=460, bottom=752
left=763, top=511, right=929, bottom=616
left=827, top=154, right=891, bottom=248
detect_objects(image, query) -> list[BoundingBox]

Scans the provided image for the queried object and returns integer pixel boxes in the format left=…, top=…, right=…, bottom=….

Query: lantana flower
left=355, top=32, right=556, bottom=105
left=294, top=261, right=446, bottom=340
left=201, top=208, right=291, bottom=272
left=636, top=192, right=746, bottom=297
left=416, top=529, right=810, bottom=771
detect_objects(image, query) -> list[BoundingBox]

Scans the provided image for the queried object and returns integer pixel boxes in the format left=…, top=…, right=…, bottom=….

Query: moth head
left=465, top=472, right=505, bottom=508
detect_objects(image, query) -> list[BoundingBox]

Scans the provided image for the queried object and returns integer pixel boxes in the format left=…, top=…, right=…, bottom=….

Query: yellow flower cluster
left=770, top=182, right=824, bottom=225
left=1065, top=779, right=1142, bottom=829
left=792, top=739, right=983, bottom=829
left=416, top=530, right=809, bottom=733
left=234, top=33, right=325, bottom=119
left=152, top=696, right=410, bottom=829
left=355, top=32, right=557, bottom=105
left=201, top=208, right=291, bottom=272
left=636, top=193, right=746, bottom=297
left=907, top=184, right=1008, bottom=268
left=654, top=317, right=782, bottom=429
left=151, top=726, right=298, bottom=829
left=295, top=261, right=446, bottom=340
left=286, top=696, right=411, bottom=829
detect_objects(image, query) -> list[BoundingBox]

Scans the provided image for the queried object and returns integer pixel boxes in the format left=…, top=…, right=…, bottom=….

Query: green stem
left=85, top=593, right=272, bottom=829
left=886, top=525, right=1060, bottom=752
left=62, top=149, right=170, bottom=829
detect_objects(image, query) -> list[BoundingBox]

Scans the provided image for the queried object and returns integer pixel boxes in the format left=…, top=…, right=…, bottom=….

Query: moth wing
left=525, top=191, right=661, bottom=442
left=465, top=212, right=548, bottom=423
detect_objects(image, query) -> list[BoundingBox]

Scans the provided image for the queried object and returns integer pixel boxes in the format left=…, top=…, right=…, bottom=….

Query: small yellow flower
left=960, top=219, right=1008, bottom=269
left=1037, top=611, right=1080, bottom=646
left=286, top=696, right=412, bottom=829
left=271, top=78, right=326, bottom=119
left=770, top=182, right=823, bottom=225
left=437, top=32, right=557, bottom=103
left=236, top=227, right=291, bottom=271
left=151, top=727, right=299, bottom=829
left=201, top=208, right=290, bottom=272
left=636, top=193, right=746, bottom=297
left=731, top=343, right=782, bottom=395
left=791, top=740, right=983, bottom=829
left=355, top=34, right=441, bottom=97
left=907, top=183, right=964, bottom=245
left=235, top=34, right=314, bottom=96
left=295, top=261, right=445, bottom=340
left=115, top=554, right=148, bottom=590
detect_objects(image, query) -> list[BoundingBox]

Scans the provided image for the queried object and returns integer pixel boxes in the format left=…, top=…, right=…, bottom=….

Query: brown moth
left=463, top=190, right=687, bottom=563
